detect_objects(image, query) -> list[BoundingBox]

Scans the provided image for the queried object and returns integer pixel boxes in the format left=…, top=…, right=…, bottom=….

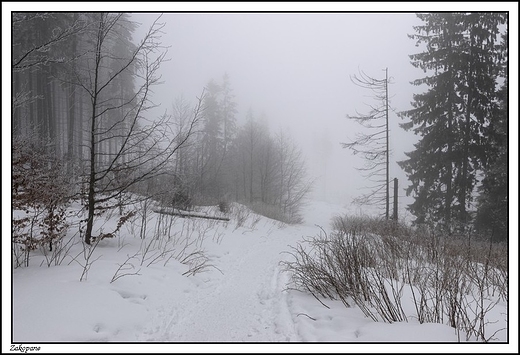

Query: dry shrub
left=283, top=214, right=508, bottom=341
left=12, top=137, right=71, bottom=268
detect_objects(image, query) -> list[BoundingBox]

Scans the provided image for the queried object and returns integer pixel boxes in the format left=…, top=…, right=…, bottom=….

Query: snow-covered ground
left=6, top=198, right=515, bottom=353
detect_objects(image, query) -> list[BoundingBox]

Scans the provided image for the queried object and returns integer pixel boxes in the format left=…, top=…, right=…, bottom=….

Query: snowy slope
left=7, top=198, right=513, bottom=353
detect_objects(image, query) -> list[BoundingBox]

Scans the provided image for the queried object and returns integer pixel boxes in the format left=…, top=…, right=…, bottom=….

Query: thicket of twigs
left=282, top=215, right=508, bottom=342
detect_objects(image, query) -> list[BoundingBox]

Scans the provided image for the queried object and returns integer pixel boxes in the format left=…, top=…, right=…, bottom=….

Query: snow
left=5, top=198, right=516, bottom=353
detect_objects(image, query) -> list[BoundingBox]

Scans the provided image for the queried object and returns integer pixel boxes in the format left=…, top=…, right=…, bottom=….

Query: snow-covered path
left=11, top=199, right=349, bottom=343
left=137, top=201, right=346, bottom=342
left=11, top=199, right=509, bottom=347
left=143, top=233, right=296, bottom=341
left=137, top=226, right=295, bottom=341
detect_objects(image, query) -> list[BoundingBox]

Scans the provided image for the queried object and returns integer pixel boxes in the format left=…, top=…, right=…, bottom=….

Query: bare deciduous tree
left=75, top=13, right=204, bottom=244
left=11, top=12, right=87, bottom=72
left=275, top=130, right=313, bottom=223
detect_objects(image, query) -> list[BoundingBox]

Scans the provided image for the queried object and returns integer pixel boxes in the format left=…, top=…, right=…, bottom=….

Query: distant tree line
left=11, top=13, right=311, bottom=250
left=165, top=74, right=312, bottom=223
left=400, top=13, right=508, bottom=241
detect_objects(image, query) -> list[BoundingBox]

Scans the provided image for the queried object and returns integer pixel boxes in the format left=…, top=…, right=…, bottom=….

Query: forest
left=12, top=13, right=312, bottom=250
left=10, top=12, right=510, bottom=345
left=11, top=13, right=509, bottom=249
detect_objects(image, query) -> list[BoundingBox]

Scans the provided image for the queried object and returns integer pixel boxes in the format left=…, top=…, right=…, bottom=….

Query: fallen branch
left=153, top=209, right=230, bottom=221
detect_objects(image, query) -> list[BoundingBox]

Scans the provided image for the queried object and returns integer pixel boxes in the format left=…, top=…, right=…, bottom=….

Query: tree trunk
left=46, top=67, right=55, bottom=155
left=385, top=68, right=389, bottom=220
left=460, top=31, right=475, bottom=230
left=78, top=90, right=83, bottom=166
left=12, top=71, right=22, bottom=136
left=85, top=98, right=97, bottom=245
left=67, top=82, right=76, bottom=165
left=67, top=16, right=78, bottom=168
left=85, top=16, right=103, bottom=245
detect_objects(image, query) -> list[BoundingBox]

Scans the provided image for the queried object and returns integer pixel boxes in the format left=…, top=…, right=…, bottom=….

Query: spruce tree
left=399, top=13, right=506, bottom=233
left=475, top=28, right=508, bottom=241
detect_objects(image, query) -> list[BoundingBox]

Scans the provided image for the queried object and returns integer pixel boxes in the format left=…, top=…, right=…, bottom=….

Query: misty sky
left=129, top=12, right=428, bottom=218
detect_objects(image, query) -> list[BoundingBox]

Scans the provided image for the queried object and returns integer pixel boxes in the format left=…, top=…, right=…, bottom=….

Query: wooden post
left=393, top=178, right=398, bottom=221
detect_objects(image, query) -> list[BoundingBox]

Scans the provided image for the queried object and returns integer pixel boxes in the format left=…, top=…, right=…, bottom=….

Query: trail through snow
left=13, top=199, right=507, bottom=347
left=137, top=201, right=346, bottom=342
left=141, top=231, right=292, bottom=341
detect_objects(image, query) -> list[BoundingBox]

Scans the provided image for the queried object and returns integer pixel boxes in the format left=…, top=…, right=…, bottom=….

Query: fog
left=128, top=12, right=426, bottom=219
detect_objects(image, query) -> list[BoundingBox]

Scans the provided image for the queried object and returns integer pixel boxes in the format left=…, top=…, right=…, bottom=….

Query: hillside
left=9, top=199, right=509, bottom=352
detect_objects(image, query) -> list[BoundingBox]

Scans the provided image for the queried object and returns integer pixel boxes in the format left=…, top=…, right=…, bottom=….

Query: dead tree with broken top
left=342, top=68, right=392, bottom=220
